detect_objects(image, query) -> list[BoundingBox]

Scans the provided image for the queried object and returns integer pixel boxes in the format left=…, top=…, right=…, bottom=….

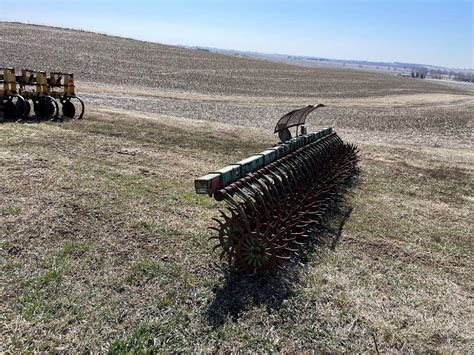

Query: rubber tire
left=15, top=99, right=27, bottom=118
left=35, top=98, right=55, bottom=119
left=3, top=101, right=17, bottom=121
left=62, top=101, right=76, bottom=118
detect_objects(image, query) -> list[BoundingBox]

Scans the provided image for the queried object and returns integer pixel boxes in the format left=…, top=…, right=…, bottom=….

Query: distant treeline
left=427, top=68, right=473, bottom=82
left=298, top=56, right=473, bottom=82
left=410, top=67, right=473, bottom=82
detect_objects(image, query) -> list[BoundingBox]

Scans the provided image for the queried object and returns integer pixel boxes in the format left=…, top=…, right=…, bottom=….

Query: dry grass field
left=1, top=22, right=473, bottom=352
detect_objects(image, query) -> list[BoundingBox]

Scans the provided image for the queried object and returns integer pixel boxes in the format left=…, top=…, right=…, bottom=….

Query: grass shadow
left=3, top=115, right=74, bottom=124
left=206, top=174, right=359, bottom=328
left=206, top=268, right=297, bottom=328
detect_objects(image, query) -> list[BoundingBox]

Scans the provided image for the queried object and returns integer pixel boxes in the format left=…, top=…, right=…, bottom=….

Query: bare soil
left=1, top=22, right=473, bottom=352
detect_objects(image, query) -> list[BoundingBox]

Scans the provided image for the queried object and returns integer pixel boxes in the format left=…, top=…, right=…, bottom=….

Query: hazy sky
left=1, top=0, right=472, bottom=68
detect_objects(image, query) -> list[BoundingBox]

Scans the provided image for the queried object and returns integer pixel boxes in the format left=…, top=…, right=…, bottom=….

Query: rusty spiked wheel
left=209, top=140, right=359, bottom=273
left=210, top=208, right=246, bottom=259
left=214, top=212, right=278, bottom=273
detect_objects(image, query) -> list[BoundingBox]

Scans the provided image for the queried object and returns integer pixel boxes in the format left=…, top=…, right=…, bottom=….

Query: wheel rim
left=24, top=101, right=31, bottom=117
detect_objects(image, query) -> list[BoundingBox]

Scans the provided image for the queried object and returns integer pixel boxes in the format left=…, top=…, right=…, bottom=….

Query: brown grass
left=1, top=22, right=473, bottom=352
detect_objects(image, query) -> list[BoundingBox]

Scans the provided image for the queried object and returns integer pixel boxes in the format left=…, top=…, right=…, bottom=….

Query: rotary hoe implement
left=0, top=67, right=84, bottom=121
left=195, top=105, right=359, bottom=273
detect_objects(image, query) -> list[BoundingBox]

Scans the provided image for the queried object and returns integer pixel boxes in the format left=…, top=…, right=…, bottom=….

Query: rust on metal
left=273, top=103, right=325, bottom=134
left=196, top=107, right=359, bottom=274
left=211, top=132, right=358, bottom=273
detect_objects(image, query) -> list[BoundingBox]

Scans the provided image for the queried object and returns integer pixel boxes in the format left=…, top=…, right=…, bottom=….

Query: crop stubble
left=1, top=22, right=473, bottom=352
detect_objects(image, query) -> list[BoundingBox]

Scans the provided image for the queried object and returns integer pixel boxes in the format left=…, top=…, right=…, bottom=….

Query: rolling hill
left=1, top=22, right=473, bottom=352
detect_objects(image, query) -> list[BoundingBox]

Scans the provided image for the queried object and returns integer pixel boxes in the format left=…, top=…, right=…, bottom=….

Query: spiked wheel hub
left=237, top=233, right=276, bottom=272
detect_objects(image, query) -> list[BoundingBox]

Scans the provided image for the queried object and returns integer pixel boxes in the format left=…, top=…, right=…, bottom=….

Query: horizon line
left=2, top=20, right=472, bottom=71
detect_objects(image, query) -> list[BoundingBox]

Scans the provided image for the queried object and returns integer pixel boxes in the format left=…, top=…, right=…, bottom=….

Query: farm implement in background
left=0, top=67, right=84, bottom=121
left=195, top=105, right=359, bottom=273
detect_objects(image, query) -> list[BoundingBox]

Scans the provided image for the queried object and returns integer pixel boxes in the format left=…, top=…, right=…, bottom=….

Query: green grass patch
left=20, top=241, right=91, bottom=322
left=132, top=220, right=157, bottom=233
left=108, top=323, right=160, bottom=354
left=125, top=258, right=163, bottom=286
left=38, top=269, right=63, bottom=287
left=125, top=257, right=196, bottom=287
left=57, top=241, right=91, bottom=261
left=107, top=315, right=191, bottom=354
left=22, top=293, right=84, bottom=324
left=0, top=205, right=22, bottom=216
left=22, top=266, right=64, bottom=322
left=110, top=173, right=158, bottom=200
left=63, top=116, right=269, bottom=159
